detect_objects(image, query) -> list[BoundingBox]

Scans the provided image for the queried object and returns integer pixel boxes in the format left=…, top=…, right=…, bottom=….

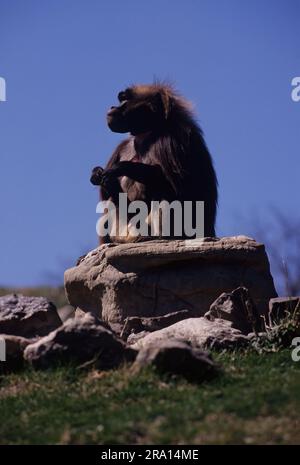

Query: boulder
left=131, top=317, right=249, bottom=350
left=205, top=286, right=262, bottom=334
left=132, top=340, right=218, bottom=382
left=64, top=236, right=276, bottom=327
left=0, top=294, right=62, bottom=338
left=24, top=313, right=136, bottom=369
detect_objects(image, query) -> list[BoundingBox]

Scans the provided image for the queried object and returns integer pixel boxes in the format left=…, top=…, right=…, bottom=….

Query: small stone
left=132, top=339, right=218, bottom=382
left=24, top=313, right=136, bottom=369
left=205, top=287, right=262, bottom=334
left=0, top=294, right=62, bottom=338
left=132, top=317, right=249, bottom=351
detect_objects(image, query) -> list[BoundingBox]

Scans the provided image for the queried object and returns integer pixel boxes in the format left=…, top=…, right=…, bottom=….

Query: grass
left=0, top=350, right=299, bottom=445
left=251, top=298, right=300, bottom=352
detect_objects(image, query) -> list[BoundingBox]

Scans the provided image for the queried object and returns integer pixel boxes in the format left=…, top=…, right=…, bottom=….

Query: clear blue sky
left=0, top=0, right=299, bottom=286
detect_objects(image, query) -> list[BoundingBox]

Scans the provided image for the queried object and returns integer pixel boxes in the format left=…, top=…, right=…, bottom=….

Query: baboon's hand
left=90, top=166, right=104, bottom=185
left=100, top=163, right=125, bottom=188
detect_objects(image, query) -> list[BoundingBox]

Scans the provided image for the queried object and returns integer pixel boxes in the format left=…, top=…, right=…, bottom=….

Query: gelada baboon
left=91, top=83, right=218, bottom=243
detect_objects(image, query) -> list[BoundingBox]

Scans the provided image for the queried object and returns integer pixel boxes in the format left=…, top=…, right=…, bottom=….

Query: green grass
left=0, top=350, right=299, bottom=445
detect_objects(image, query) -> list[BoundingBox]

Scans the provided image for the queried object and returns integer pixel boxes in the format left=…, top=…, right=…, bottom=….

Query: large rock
left=0, top=294, right=62, bottom=338
left=131, top=317, right=249, bottom=350
left=24, top=313, right=136, bottom=369
left=64, top=236, right=277, bottom=327
left=132, top=340, right=218, bottom=382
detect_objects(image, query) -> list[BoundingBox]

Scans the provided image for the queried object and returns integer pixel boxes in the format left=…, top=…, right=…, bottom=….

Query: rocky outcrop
left=0, top=237, right=282, bottom=377
left=24, top=313, right=136, bottom=369
left=0, top=294, right=62, bottom=338
left=64, top=236, right=277, bottom=328
left=132, top=340, right=218, bottom=382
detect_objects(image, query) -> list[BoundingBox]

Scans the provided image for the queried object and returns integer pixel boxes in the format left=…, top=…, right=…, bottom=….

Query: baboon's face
left=107, top=86, right=166, bottom=135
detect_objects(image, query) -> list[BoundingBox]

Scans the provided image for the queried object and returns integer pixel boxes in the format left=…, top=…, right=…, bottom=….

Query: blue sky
left=0, top=0, right=299, bottom=286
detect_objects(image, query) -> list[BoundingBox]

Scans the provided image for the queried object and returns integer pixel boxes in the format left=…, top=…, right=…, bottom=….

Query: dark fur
left=91, top=83, right=218, bottom=243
